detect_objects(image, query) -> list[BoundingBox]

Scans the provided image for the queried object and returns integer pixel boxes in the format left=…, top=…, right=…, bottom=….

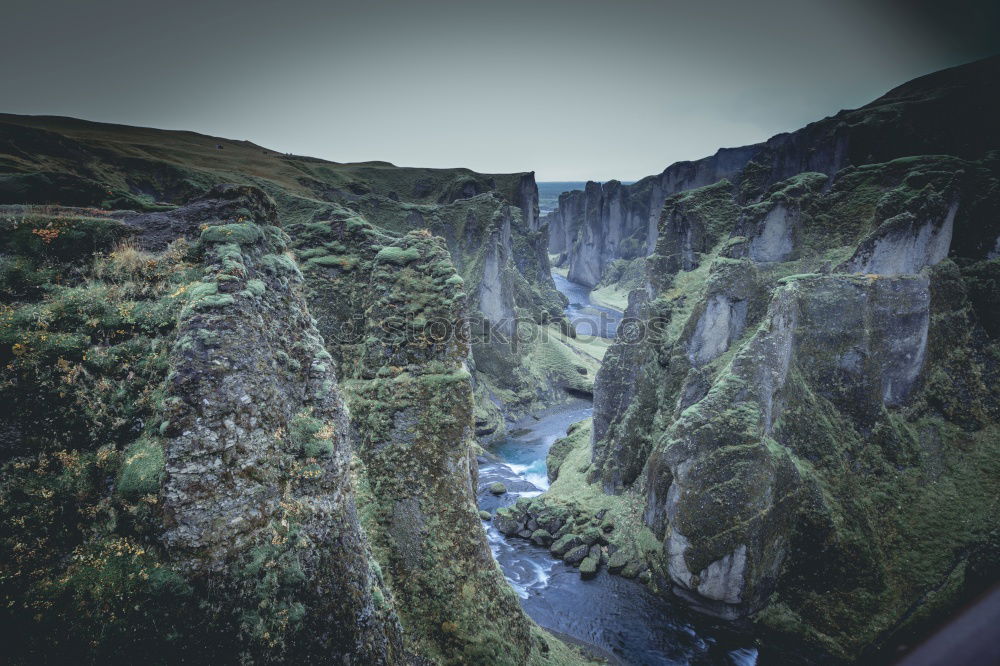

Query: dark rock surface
left=547, top=55, right=1000, bottom=287
left=586, top=58, right=1000, bottom=662
left=0, top=187, right=404, bottom=662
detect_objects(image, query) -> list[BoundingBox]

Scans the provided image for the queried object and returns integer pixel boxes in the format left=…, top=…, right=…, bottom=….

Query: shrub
left=289, top=413, right=334, bottom=458
left=103, top=238, right=156, bottom=280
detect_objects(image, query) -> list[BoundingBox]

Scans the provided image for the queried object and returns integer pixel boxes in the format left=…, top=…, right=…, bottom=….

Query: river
left=475, top=271, right=758, bottom=665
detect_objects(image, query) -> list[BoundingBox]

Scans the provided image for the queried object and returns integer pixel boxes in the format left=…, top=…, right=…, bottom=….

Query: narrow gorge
left=1, top=52, right=998, bottom=666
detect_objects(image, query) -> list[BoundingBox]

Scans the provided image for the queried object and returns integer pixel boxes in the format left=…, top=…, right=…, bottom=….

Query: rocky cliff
left=345, top=189, right=573, bottom=437
left=278, top=205, right=541, bottom=663
left=494, top=56, right=1000, bottom=663
left=0, top=185, right=405, bottom=662
left=547, top=148, right=758, bottom=287
left=0, top=128, right=583, bottom=662
left=0, top=115, right=570, bottom=438
left=547, top=55, right=1000, bottom=288
left=584, top=59, right=1000, bottom=661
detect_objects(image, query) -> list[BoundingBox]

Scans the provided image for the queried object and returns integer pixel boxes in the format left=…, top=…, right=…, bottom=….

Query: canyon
left=1, top=55, right=999, bottom=665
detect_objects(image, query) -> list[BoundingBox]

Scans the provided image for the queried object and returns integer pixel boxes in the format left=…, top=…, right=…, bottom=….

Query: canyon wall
left=0, top=186, right=406, bottom=662
left=587, top=56, right=1000, bottom=661
left=547, top=147, right=760, bottom=286
left=492, top=56, right=1000, bottom=663
left=0, top=115, right=578, bottom=436
left=547, top=56, right=1000, bottom=287
left=0, top=122, right=579, bottom=663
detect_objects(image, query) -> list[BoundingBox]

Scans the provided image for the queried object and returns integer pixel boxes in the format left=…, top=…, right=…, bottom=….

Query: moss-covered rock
left=550, top=534, right=581, bottom=557
left=0, top=187, right=405, bottom=663
left=564, top=545, right=589, bottom=567
left=0, top=119, right=594, bottom=664
left=116, top=437, right=165, bottom=499
left=579, top=556, right=599, bottom=578
left=586, top=150, right=1000, bottom=659
left=531, top=529, right=554, bottom=547
left=607, top=549, right=631, bottom=574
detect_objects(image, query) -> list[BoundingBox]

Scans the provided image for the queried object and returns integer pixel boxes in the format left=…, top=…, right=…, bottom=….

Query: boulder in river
left=531, top=529, right=554, bottom=547
left=580, top=527, right=602, bottom=546
left=580, top=556, right=600, bottom=578
left=551, top=533, right=582, bottom=557
left=488, top=481, right=507, bottom=495
left=621, top=560, right=648, bottom=580
left=608, top=549, right=630, bottom=574
left=493, top=507, right=522, bottom=535
left=564, top=545, right=589, bottom=567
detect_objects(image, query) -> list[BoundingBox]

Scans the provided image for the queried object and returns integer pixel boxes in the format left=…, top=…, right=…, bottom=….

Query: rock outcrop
left=0, top=186, right=404, bottom=662
left=287, top=209, right=537, bottom=663
left=512, top=56, right=1000, bottom=663
left=547, top=149, right=758, bottom=286
left=0, top=114, right=593, bottom=663
left=547, top=55, right=1000, bottom=287
left=0, top=116, right=573, bottom=439
left=588, top=144, right=1000, bottom=660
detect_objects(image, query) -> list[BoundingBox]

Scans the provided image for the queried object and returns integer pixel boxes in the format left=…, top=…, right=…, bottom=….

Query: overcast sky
left=1, top=0, right=996, bottom=181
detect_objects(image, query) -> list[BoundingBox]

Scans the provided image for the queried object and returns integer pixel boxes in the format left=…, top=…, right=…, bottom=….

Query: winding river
left=476, top=271, right=758, bottom=665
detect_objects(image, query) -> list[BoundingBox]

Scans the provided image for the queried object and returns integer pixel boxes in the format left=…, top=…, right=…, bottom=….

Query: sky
left=1, top=0, right=997, bottom=181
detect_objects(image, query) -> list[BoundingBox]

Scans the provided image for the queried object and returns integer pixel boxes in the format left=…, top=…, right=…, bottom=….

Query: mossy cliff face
left=0, top=118, right=571, bottom=437
left=585, top=148, right=1000, bottom=660
left=0, top=185, right=404, bottom=662
left=277, top=210, right=549, bottom=662
left=347, top=190, right=570, bottom=432
left=548, top=55, right=1000, bottom=288
left=548, top=152, right=757, bottom=287
left=0, top=115, right=590, bottom=661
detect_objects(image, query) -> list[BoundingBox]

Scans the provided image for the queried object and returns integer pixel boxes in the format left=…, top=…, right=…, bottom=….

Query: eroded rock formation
left=547, top=56, right=1000, bottom=288
left=590, top=152, right=1000, bottom=659
left=1, top=186, right=404, bottom=662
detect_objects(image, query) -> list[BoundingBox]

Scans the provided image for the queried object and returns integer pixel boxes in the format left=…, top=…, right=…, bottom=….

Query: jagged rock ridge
left=547, top=55, right=1000, bottom=287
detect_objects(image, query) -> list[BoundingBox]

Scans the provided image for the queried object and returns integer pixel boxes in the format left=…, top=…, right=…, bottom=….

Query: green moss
left=185, top=280, right=218, bottom=299
left=579, top=556, right=599, bottom=576
left=237, top=521, right=309, bottom=652
left=193, top=293, right=235, bottom=309
left=116, top=438, right=165, bottom=498
left=607, top=549, right=630, bottom=571
left=199, top=222, right=264, bottom=245
left=547, top=423, right=589, bottom=483
left=308, top=254, right=358, bottom=270
left=345, top=217, right=367, bottom=232
left=374, top=245, right=421, bottom=265
left=239, top=278, right=268, bottom=298
left=260, top=253, right=299, bottom=276
left=777, top=272, right=823, bottom=285
left=592, top=257, right=644, bottom=311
